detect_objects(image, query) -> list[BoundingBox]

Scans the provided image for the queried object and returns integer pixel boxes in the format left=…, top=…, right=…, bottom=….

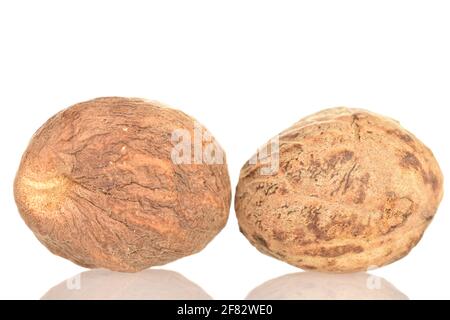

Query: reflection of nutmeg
left=236, top=107, right=443, bottom=272
left=42, top=269, right=212, bottom=300
left=247, top=272, right=408, bottom=300
left=15, top=97, right=231, bottom=272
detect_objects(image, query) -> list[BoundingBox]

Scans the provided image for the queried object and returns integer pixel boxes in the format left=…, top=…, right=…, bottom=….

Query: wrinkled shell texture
left=236, top=107, right=443, bottom=272
left=15, top=97, right=231, bottom=272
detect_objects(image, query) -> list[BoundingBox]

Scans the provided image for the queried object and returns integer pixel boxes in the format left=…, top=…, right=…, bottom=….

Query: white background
left=1, top=0, right=449, bottom=300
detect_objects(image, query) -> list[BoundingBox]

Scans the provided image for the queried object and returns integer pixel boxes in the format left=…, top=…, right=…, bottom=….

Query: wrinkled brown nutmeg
left=14, top=97, right=231, bottom=272
left=235, top=107, right=443, bottom=273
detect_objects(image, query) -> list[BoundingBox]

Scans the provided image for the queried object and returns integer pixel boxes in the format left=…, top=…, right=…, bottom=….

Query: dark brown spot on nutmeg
left=354, top=189, right=366, bottom=204
left=303, top=245, right=364, bottom=258
left=342, top=150, right=354, bottom=161
left=401, top=152, right=422, bottom=171
left=307, top=213, right=334, bottom=241
left=400, top=151, right=440, bottom=191
left=294, top=229, right=313, bottom=245
left=424, top=171, right=440, bottom=192
left=351, top=224, right=366, bottom=236
left=283, top=131, right=301, bottom=140
left=327, top=259, right=337, bottom=266
left=400, top=152, right=440, bottom=191
left=384, top=249, right=393, bottom=257
left=354, top=173, right=370, bottom=204
left=273, top=230, right=286, bottom=241
left=387, top=129, right=414, bottom=144
left=253, top=234, right=269, bottom=249
left=302, top=265, right=318, bottom=270
left=328, top=150, right=354, bottom=167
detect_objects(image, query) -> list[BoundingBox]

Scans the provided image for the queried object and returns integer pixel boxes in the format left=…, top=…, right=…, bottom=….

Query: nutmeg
left=15, top=97, right=231, bottom=272
left=235, top=107, right=443, bottom=272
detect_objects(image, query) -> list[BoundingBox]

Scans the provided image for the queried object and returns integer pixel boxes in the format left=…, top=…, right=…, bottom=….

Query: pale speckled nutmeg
left=14, top=97, right=231, bottom=272
left=235, top=107, right=443, bottom=273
